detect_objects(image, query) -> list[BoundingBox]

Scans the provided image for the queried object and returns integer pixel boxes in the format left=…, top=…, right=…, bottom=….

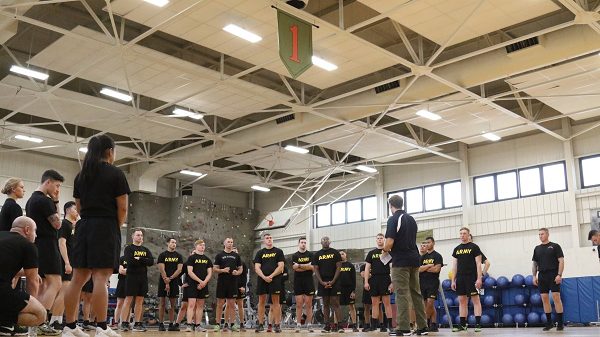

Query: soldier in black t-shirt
left=232, top=247, right=248, bottom=332
left=157, top=238, right=184, bottom=331
left=312, top=236, right=343, bottom=333
left=112, top=255, right=127, bottom=327
left=120, top=229, right=154, bottom=332
left=213, top=238, right=242, bottom=332
left=339, top=250, right=359, bottom=332
left=0, top=216, right=45, bottom=334
left=253, top=233, right=285, bottom=333
left=532, top=228, right=565, bottom=331
left=291, top=237, right=314, bottom=332
left=364, top=234, right=394, bottom=332
left=419, top=236, right=443, bottom=332
left=185, top=240, right=213, bottom=332
left=451, top=227, right=483, bottom=332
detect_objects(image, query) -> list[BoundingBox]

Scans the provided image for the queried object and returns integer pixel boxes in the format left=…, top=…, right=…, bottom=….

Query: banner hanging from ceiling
left=277, top=9, right=313, bottom=78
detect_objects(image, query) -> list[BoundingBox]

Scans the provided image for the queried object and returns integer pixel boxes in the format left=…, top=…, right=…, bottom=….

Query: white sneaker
left=61, top=326, right=89, bottom=337
left=95, top=327, right=121, bottom=337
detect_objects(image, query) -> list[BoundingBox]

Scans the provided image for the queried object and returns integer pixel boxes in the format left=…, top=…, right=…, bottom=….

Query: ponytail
left=80, top=135, right=115, bottom=183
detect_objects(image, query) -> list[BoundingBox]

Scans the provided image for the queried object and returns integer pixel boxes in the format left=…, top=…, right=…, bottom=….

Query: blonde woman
left=1, top=177, right=25, bottom=231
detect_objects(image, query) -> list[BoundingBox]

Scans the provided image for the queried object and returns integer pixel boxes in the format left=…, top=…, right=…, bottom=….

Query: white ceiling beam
left=80, top=0, right=115, bottom=43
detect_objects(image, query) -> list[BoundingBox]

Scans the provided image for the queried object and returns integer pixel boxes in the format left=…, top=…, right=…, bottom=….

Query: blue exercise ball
left=527, top=312, right=540, bottom=324
left=468, top=315, right=476, bottom=325
left=515, top=294, right=527, bottom=305
left=445, top=298, right=454, bottom=306
left=514, top=313, right=526, bottom=324
left=484, top=277, right=496, bottom=288
left=530, top=293, right=542, bottom=306
left=454, top=297, right=461, bottom=306
left=483, top=295, right=494, bottom=306
left=512, top=274, right=525, bottom=287
left=525, top=275, right=534, bottom=286
left=497, top=276, right=510, bottom=288
left=441, top=314, right=449, bottom=324
left=455, top=315, right=461, bottom=325
left=540, top=312, right=547, bottom=324
left=481, top=314, right=492, bottom=325
left=442, top=279, right=452, bottom=290
left=502, top=313, right=513, bottom=325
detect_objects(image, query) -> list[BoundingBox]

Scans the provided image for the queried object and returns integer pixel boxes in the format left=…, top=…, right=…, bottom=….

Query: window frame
left=386, top=179, right=462, bottom=215
left=579, top=154, right=600, bottom=189
left=314, top=195, right=377, bottom=228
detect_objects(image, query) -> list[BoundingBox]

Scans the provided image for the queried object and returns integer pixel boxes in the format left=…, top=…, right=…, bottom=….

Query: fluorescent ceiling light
left=356, top=165, right=377, bottom=173
left=143, top=0, right=169, bottom=7
left=311, top=56, right=337, bottom=71
left=284, top=145, right=309, bottom=154
left=173, top=108, right=203, bottom=120
left=15, top=134, right=43, bottom=143
left=10, top=65, right=49, bottom=81
left=416, top=109, right=441, bottom=121
left=79, top=147, right=88, bottom=153
left=180, top=170, right=205, bottom=177
left=223, top=24, right=262, bottom=43
left=482, top=132, right=501, bottom=141
left=251, top=185, right=270, bottom=192
left=100, top=88, right=132, bottom=102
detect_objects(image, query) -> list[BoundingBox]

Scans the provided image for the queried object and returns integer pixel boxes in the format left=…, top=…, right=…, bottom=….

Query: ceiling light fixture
left=173, top=108, right=203, bottom=120
left=100, top=88, right=132, bottom=102
left=10, top=65, right=49, bottom=81
left=284, top=145, right=309, bottom=154
left=251, top=185, right=270, bottom=192
left=180, top=170, right=205, bottom=177
left=311, top=56, right=337, bottom=71
left=79, top=147, right=88, bottom=153
left=482, top=132, right=501, bottom=141
left=356, top=165, right=377, bottom=173
left=15, top=134, right=43, bottom=143
left=416, top=109, right=442, bottom=121
left=143, top=0, right=169, bottom=7
left=223, top=24, right=262, bottom=43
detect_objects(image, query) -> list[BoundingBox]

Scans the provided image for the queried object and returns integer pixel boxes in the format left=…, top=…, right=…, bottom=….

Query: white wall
left=192, top=184, right=249, bottom=209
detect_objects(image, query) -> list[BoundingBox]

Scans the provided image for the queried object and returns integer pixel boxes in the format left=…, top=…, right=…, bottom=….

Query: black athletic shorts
left=420, top=280, right=439, bottom=300
left=362, top=288, right=372, bottom=305
left=60, top=259, right=72, bottom=282
left=125, top=273, right=148, bottom=297
left=317, top=280, right=340, bottom=297
left=340, top=287, right=355, bottom=305
left=235, top=288, right=247, bottom=299
left=181, top=285, right=189, bottom=302
left=158, top=278, right=180, bottom=298
left=0, top=284, right=30, bottom=325
left=369, top=274, right=392, bottom=297
left=216, top=276, right=238, bottom=299
left=71, top=217, right=120, bottom=271
left=35, top=237, right=61, bottom=276
left=82, top=279, right=93, bottom=293
left=455, top=274, right=478, bottom=297
left=257, top=275, right=282, bottom=295
left=538, top=270, right=561, bottom=294
left=184, top=283, right=209, bottom=299
left=294, top=277, right=315, bottom=296
left=116, top=278, right=126, bottom=299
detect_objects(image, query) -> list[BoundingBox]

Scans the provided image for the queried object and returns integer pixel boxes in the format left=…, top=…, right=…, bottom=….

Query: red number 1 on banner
left=289, top=25, right=300, bottom=63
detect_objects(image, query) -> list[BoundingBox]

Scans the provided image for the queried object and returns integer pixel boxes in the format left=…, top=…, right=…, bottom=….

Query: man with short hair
left=25, top=169, right=64, bottom=336
left=312, top=236, right=343, bottom=333
left=120, top=230, right=154, bottom=332
left=419, top=237, right=443, bottom=332
left=292, top=237, right=314, bottom=333
left=364, top=234, right=394, bottom=332
left=0, top=216, right=46, bottom=335
left=383, top=195, right=427, bottom=337
left=213, top=238, right=242, bottom=332
left=253, top=233, right=285, bottom=333
left=339, top=250, right=359, bottom=332
left=588, top=229, right=600, bottom=261
left=532, top=228, right=565, bottom=331
left=157, top=238, right=184, bottom=331
left=185, top=240, right=212, bottom=332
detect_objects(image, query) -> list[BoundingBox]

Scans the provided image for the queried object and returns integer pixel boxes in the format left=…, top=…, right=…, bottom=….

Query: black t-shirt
left=532, top=242, right=564, bottom=272
left=73, top=162, right=131, bottom=218
left=339, top=261, right=356, bottom=289
left=59, top=219, right=75, bottom=260
left=25, top=191, right=58, bottom=239
left=365, top=248, right=390, bottom=275
left=214, top=250, right=242, bottom=279
left=481, top=252, right=488, bottom=264
left=452, top=242, right=482, bottom=276
left=186, top=253, right=213, bottom=284
left=312, top=247, right=341, bottom=281
left=385, top=210, right=420, bottom=267
left=292, top=250, right=313, bottom=280
left=253, top=247, right=285, bottom=276
left=118, top=255, right=127, bottom=280
left=158, top=250, right=184, bottom=280
left=419, top=250, right=443, bottom=283
left=0, top=198, right=22, bottom=231
left=0, top=232, right=38, bottom=285
left=124, top=244, right=154, bottom=275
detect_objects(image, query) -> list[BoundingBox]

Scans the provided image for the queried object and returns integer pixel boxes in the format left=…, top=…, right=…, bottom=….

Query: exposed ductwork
left=132, top=24, right=600, bottom=193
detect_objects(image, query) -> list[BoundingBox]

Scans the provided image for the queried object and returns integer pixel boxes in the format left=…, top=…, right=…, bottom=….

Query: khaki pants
left=391, top=267, right=427, bottom=331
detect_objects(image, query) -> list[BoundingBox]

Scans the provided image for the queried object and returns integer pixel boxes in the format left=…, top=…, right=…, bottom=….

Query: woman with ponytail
left=0, top=177, right=25, bottom=231
left=62, top=135, right=130, bottom=337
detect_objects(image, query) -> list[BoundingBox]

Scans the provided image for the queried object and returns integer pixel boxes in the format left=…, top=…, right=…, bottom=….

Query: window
left=362, top=196, right=377, bottom=220
left=543, top=163, right=567, bottom=192
left=316, top=205, right=330, bottom=227
left=474, top=176, right=495, bottom=203
left=497, top=171, right=518, bottom=200
left=387, top=180, right=462, bottom=215
left=314, top=195, right=377, bottom=227
left=443, top=181, right=462, bottom=208
left=519, top=167, right=541, bottom=196
left=347, top=199, right=362, bottom=223
left=424, top=185, right=442, bottom=211
left=406, top=188, right=423, bottom=213
left=331, top=202, right=346, bottom=225
left=581, top=155, right=600, bottom=188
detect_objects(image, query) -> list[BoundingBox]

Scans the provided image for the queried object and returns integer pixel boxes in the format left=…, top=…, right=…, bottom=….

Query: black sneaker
left=274, top=325, right=281, bottom=333
left=352, top=324, right=359, bottom=332
left=168, top=323, right=178, bottom=331
left=429, top=323, right=438, bottom=332
left=390, top=330, right=411, bottom=337
left=556, top=324, right=564, bottom=331
left=0, top=324, right=16, bottom=336
left=415, top=327, right=428, bottom=335
left=255, top=324, right=264, bottom=333
left=336, top=324, right=344, bottom=333
left=321, top=324, right=331, bottom=333
left=50, top=321, right=63, bottom=331
left=13, top=326, right=28, bottom=336
left=542, top=324, right=553, bottom=331
left=132, top=323, right=147, bottom=332
left=158, top=323, right=166, bottom=331
left=362, top=325, right=371, bottom=332
left=380, top=326, right=387, bottom=333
